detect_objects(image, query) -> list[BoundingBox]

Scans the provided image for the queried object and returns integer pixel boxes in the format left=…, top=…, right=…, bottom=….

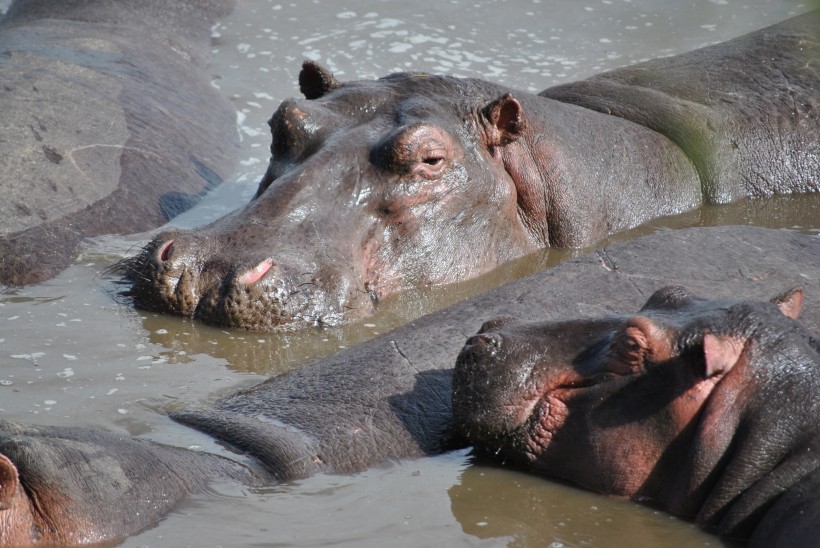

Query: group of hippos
left=0, top=0, right=818, bottom=545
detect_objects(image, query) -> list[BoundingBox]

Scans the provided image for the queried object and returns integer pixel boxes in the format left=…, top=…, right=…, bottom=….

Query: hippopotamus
left=0, top=0, right=239, bottom=286
left=123, top=12, right=820, bottom=331
left=1, top=225, right=818, bottom=544
left=452, top=286, right=820, bottom=545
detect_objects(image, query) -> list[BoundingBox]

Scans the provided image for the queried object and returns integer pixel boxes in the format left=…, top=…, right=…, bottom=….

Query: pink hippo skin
left=453, top=286, right=820, bottom=545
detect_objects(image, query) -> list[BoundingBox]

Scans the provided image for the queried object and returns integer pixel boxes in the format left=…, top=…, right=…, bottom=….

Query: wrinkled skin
left=453, top=286, right=820, bottom=545
left=0, top=226, right=819, bottom=544
left=0, top=0, right=238, bottom=286
left=124, top=13, right=819, bottom=331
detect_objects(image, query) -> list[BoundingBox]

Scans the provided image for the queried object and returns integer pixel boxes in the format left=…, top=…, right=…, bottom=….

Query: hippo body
left=1, top=226, right=819, bottom=544
left=125, top=12, right=819, bottom=331
left=0, top=421, right=261, bottom=545
left=0, top=0, right=239, bottom=286
left=453, top=287, right=820, bottom=545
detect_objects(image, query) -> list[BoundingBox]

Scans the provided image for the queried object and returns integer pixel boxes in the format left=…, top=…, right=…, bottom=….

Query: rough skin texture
left=453, top=286, right=820, bottom=545
left=0, top=0, right=239, bottom=285
left=124, top=13, right=819, bottom=331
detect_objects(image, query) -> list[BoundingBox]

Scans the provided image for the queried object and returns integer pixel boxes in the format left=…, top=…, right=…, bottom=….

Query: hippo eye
left=376, top=124, right=453, bottom=180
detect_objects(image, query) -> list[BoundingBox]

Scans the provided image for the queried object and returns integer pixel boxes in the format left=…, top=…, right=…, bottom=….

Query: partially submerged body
left=453, top=287, right=820, bottom=545
left=0, top=0, right=239, bottom=285
left=125, top=12, right=819, bottom=331
left=1, top=226, right=818, bottom=544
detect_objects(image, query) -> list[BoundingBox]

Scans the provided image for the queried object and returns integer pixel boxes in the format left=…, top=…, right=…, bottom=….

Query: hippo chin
left=123, top=13, right=820, bottom=331
left=453, top=286, right=820, bottom=545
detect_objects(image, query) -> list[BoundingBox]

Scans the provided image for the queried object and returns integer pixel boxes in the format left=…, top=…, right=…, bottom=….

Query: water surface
left=0, top=0, right=816, bottom=546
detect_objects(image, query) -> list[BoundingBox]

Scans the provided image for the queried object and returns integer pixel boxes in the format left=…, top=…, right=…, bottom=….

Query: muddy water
left=1, top=0, right=817, bottom=546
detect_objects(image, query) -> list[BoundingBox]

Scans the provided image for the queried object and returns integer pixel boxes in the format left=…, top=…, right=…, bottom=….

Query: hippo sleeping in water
left=0, top=0, right=238, bottom=286
left=124, top=12, right=819, bottom=331
left=0, top=225, right=818, bottom=545
left=452, top=286, right=820, bottom=545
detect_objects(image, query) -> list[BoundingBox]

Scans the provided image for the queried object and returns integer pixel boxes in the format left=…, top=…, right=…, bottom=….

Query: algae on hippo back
left=123, top=13, right=820, bottom=332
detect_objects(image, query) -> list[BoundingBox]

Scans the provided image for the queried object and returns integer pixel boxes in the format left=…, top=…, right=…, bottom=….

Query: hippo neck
left=500, top=93, right=702, bottom=247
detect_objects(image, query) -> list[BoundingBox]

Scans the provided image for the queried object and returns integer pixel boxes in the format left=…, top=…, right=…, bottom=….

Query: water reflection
left=450, top=463, right=723, bottom=547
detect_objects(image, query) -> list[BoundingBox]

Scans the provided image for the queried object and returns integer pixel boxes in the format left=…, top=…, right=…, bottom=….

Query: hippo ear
left=0, top=454, right=20, bottom=510
left=299, top=60, right=340, bottom=100
left=702, top=334, right=743, bottom=378
left=771, top=287, right=803, bottom=320
left=608, top=316, right=673, bottom=373
left=483, top=93, right=525, bottom=147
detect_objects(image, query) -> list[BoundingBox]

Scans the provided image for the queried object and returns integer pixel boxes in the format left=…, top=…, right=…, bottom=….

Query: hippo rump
left=0, top=0, right=239, bottom=286
left=1, top=226, right=818, bottom=545
left=452, top=285, right=820, bottom=546
left=123, top=12, right=820, bottom=331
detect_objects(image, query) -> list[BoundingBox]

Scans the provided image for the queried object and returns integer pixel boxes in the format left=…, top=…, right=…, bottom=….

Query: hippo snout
left=462, top=332, right=502, bottom=356
left=123, top=228, right=373, bottom=330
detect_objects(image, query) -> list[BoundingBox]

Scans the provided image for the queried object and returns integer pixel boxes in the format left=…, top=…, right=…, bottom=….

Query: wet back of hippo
left=0, top=0, right=238, bottom=285
left=544, top=11, right=820, bottom=203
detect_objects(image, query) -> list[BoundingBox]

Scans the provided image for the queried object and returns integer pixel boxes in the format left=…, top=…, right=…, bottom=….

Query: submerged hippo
left=1, top=226, right=818, bottom=545
left=0, top=0, right=238, bottom=286
left=124, top=12, right=819, bottom=331
left=452, top=286, right=820, bottom=545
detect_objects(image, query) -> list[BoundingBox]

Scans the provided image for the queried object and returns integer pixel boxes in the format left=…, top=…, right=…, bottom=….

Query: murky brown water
left=1, top=0, right=817, bottom=546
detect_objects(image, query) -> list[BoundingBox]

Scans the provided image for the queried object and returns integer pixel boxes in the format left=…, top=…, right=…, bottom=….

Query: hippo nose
left=154, top=235, right=200, bottom=267
left=463, top=333, right=502, bottom=356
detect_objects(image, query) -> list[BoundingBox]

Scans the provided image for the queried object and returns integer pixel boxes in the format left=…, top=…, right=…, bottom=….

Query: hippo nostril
left=158, top=240, right=174, bottom=262
left=465, top=333, right=502, bottom=352
left=238, top=259, right=275, bottom=285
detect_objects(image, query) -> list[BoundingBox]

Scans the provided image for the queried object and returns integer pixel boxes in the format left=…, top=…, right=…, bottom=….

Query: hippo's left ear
left=299, top=60, right=339, bottom=100
left=482, top=93, right=525, bottom=147
left=0, top=454, right=20, bottom=510
left=771, top=287, right=803, bottom=320
left=702, top=334, right=743, bottom=378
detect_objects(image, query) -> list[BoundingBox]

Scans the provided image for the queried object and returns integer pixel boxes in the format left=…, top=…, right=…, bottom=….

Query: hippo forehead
left=316, top=72, right=502, bottom=125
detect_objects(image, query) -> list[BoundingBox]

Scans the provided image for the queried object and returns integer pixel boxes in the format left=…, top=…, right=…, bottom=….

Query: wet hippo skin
left=452, top=285, right=820, bottom=545
left=124, top=12, right=819, bottom=331
left=1, top=226, right=811, bottom=545
left=0, top=0, right=239, bottom=286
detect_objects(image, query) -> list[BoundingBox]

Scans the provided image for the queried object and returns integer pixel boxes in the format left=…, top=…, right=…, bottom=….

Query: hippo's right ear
left=299, top=60, right=340, bottom=100
left=702, top=334, right=743, bottom=378
left=0, top=454, right=20, bottom=510
left=482, top=93, right=525, bottom=147
left=771, top=287, right=803, bottom=320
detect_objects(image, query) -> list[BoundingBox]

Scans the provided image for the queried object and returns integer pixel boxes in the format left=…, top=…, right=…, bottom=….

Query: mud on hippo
left=453, top=286, right=820, bottom=546
left=123, top=12, right=820, bottom=331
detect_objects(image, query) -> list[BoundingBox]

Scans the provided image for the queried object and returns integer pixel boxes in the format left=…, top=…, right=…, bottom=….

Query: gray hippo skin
left=124, top=13, right=819, bottom=331
left=0, top=422, right=262, bottom=545
left=452, top=286, right=820, bottom=546
left=0, top=0, right=239, bottom=286
left=0, top=226, right=819, bottom=544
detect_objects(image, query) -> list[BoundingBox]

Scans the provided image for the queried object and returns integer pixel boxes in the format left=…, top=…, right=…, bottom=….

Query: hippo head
left=453, top=286, right=817, bottom=535
left=123, top=61, right=542, bottom=330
